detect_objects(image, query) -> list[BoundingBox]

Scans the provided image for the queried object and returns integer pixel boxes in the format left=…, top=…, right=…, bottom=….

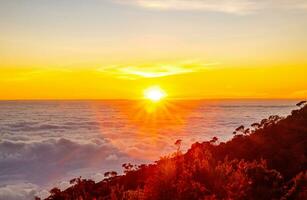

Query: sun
left=144, top=86, right=166, bottom=102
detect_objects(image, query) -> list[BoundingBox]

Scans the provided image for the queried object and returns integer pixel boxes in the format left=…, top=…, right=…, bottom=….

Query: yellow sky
left=0, top=0, right=307, bottom=99
left=1, top=64, right=306, bottom=100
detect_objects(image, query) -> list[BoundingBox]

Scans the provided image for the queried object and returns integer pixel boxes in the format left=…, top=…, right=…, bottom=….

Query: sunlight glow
left=144, top=86, right=166, bottom=102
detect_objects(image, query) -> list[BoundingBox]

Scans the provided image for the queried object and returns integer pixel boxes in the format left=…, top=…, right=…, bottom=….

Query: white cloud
left=98, top=61, right=221, bottom=79
left=0, top=137, right=147, bottom=198
left=115, top=0, right=258, bottom=14
left=106, top=154, right=119, bottom=161
left=113, top=0, right=307, bottom=14
left=0, top=183, right=40, bottom=200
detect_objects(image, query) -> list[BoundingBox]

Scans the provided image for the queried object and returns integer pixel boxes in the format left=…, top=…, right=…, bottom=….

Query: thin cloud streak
left=97, top=61, right=221, bottom=79
left=113, top=0, right=307, bottom=14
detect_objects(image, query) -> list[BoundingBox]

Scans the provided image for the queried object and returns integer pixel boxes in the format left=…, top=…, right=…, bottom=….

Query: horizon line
left=0, top=97, right=304, bottom=101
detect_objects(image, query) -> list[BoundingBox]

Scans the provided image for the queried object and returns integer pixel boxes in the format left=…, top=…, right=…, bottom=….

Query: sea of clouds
left=0, top=100, right=297, bottom=199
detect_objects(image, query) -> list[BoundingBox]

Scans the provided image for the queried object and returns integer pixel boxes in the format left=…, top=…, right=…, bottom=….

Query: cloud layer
left=0, top=183, right=40, bottom=200
left=0, top=138, right=140, bottom=199
left=114, top=0, right=307, bottom=14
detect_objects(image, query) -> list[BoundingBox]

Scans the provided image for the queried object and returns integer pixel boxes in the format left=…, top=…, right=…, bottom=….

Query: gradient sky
left=0, top=0, right=307, bottom=99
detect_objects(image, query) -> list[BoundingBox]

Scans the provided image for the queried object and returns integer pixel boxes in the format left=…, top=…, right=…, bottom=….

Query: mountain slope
left=43, top=105, right=307, bottom=200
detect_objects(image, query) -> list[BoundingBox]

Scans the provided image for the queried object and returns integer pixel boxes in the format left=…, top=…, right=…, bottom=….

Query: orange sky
left=0, top=0, right=307, bottom=99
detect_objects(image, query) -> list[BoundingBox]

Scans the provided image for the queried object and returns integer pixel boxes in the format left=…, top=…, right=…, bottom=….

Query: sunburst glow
left=144, top=86, right=166, bottom=102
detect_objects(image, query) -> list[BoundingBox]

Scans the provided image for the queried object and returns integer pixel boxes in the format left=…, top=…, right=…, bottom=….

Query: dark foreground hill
left=42, top=104, right=307, bottom=200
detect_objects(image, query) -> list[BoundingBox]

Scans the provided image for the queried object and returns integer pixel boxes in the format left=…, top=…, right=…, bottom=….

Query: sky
left=0, top=0, right=307, bottom=99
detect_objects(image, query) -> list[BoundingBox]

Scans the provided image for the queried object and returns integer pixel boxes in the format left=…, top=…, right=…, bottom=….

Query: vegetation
left=42, top=104, right=307, bottom=200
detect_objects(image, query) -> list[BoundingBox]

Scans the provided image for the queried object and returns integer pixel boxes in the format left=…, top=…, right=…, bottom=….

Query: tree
left=243, top=128, right=250, bottom=135
left=210, top=137, right=218, bottom=144
left=251, top=123, right=260, bottom=128
left=235, top=125, right=245, bottom=132
left=50, top=188, right=61, bottom=195
left=296, top=101, right=306, bottom=107
left=122, top=163, right=135, bottom=174
left=175, top=139, right=182, bottom=152
left=105, top=171, right=118, bottom=178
